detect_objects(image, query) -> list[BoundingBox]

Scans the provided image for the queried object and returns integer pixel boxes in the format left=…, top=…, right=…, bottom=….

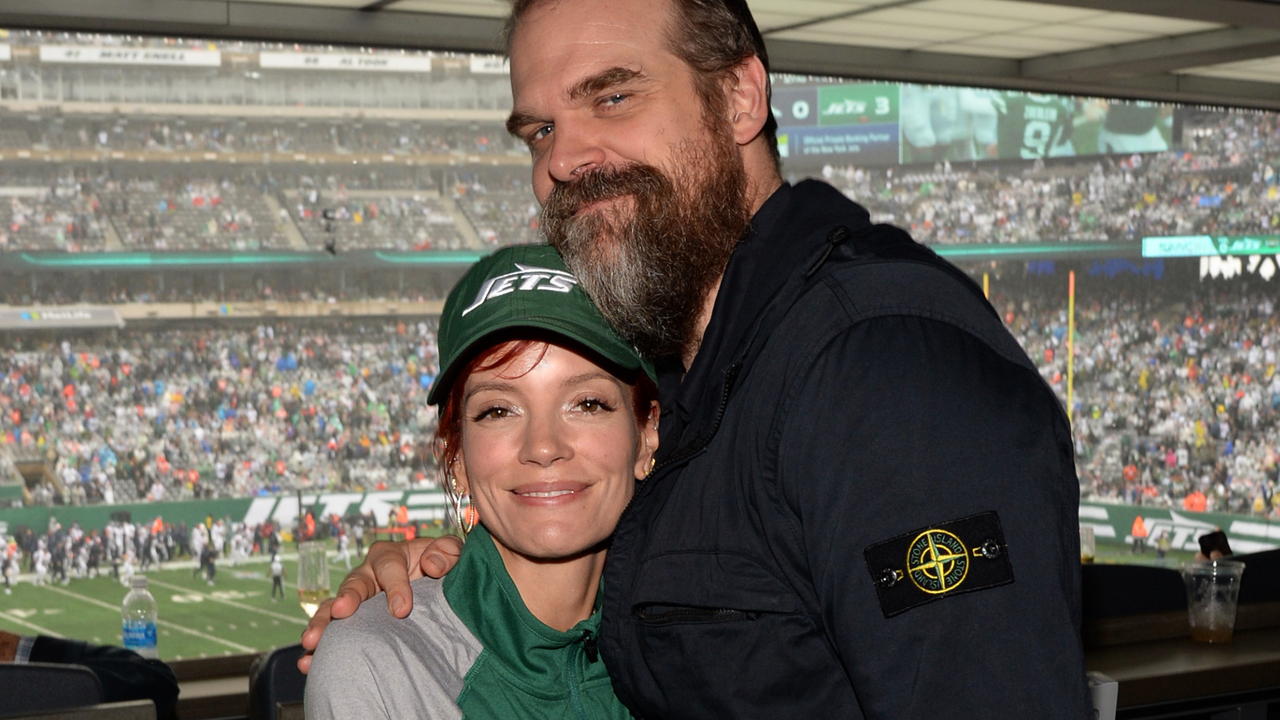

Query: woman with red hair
left=307, top=245, right=658, bottom=720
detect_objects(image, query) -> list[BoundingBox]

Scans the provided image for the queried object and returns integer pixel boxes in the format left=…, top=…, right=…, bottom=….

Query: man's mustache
left=542, top=164, right=669, bottom=223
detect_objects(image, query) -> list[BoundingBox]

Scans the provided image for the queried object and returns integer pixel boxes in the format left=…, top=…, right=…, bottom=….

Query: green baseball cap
left=428, top=244, right=655, bottom=405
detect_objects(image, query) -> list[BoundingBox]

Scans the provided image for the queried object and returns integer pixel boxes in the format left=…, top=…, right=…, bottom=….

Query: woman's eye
left=577, top=397, right=615, bottom=413
left=473, top=406, right=511, bottom=421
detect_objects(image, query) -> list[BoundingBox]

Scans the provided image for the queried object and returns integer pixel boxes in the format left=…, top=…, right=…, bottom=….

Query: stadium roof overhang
left=2, top=0, right=1280, bottom=111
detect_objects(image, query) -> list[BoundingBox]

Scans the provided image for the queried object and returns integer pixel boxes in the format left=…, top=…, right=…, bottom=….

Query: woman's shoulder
left=320, top=576, right=482, bottom=662
left=307, top=577, right=483, bottom=720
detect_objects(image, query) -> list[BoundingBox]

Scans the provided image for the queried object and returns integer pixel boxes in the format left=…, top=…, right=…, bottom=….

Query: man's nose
left=547, top=123, right=606, bottom=183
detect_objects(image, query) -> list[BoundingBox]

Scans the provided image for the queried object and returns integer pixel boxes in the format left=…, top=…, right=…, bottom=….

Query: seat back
left=0, top=663, right=104, bottom=718
left=2, top=700, right=155, bottom=720
left=247, top=644, right=307, bottom=720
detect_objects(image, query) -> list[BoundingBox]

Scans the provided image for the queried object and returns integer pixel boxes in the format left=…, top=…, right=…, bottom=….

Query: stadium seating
left=455, top=190, right=541, bottom=248
left=247, top=644, right=307, bottom=720
left=1, top=700, right=156, bottom=720
left=288, top=192, right=469, bottom=251
left=0, top=662, right=103, bottom=716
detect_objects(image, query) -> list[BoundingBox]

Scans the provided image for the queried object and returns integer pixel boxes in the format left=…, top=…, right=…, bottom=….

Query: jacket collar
left=442, top=525, right=602, bottom=690
left=655, top=180, right=870, bottom=459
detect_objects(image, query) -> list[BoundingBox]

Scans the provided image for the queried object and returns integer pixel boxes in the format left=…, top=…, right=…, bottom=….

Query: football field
left=0, top=540, right=1200, bottom=661
left=0, top=547, right=352, bottom=661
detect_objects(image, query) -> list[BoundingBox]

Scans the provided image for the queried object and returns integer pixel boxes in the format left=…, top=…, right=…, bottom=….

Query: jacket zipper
left=636, top=607, right=760, bottom=626
left=566, top=630, right=593, bottom=720
left=648, top=361, right=742, bottom=479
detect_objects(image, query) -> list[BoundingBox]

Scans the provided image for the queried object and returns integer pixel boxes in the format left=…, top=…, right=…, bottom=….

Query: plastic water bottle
left=122, top=575, right=159, bottom=659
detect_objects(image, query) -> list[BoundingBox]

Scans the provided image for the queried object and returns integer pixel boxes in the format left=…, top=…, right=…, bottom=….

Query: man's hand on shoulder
left=297, top=535, right=464, bottom=673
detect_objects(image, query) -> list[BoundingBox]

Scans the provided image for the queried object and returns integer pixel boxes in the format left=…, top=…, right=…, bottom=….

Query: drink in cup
left=1181, top=559, right=1246, bottom=643
left=1079, top=525, right=1096, bottom=563
left=297, top=540, right=332, bottom=618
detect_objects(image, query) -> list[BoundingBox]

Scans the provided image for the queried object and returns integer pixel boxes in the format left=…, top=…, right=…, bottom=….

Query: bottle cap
left=130, top=576, right=148, bottom=589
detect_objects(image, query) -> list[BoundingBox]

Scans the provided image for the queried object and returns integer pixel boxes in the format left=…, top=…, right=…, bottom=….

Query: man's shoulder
left=776, top=226, right=1028, bottom=372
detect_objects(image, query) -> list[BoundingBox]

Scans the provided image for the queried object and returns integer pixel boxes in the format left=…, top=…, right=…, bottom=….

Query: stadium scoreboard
left=772, top=78, right=1178, bottom=167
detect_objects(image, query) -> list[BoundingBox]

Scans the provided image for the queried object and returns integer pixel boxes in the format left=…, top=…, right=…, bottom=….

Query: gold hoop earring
left=446, top=468, right=477, bottom=536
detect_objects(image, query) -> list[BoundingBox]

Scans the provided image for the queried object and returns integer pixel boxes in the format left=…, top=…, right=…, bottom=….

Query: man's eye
left=603, top=93, right=627, bottom=106
left=531, top=124, right=553, bottom=141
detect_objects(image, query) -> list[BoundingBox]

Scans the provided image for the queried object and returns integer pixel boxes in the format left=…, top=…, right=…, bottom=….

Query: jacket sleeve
left=29, top=636, right=179, bottom=720
left=775, top=315, right=1093, bottom=719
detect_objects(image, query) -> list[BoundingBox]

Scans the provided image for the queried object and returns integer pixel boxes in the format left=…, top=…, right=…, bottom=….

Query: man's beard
left=541, top=123, right=750, bottom=362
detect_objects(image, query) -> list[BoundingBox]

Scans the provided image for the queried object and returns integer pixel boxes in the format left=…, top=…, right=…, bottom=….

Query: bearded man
left=301, top=0, right=1093, bottom=716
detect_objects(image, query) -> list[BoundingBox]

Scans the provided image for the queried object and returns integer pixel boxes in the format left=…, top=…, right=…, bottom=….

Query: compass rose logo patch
left=864, top=511, right=1014, bottom=618
left=907, top=529, right=969, bottom=594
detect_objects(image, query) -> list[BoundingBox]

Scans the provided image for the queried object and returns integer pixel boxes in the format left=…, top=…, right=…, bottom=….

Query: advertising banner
left=778, top=125, right=899, bottom=164
left=1143, top=234, right=1280, bottom=258
left=469, top=56, right=509, bottom=74
left=0, top=491, right=451, bottom=534
left=1080, top=502, right=1279, bottom=554
left=260, top=52, right=432, bottom=73
left=0, top=307, right=124, bottom=331
left=40, top=46, right=222, bottom=67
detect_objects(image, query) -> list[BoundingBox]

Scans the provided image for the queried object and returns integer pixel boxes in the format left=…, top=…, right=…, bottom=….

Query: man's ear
left=633, top=401, right=660, bottom=480
left=727, top=55, right=770, bottom=147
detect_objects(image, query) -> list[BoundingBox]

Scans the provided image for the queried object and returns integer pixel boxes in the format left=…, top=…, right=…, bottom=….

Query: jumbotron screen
left=773, top=78, right=1178, bottom=166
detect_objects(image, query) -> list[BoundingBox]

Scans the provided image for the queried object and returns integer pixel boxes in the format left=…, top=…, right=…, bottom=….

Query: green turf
left=0, top=547, right=355, bottom=660
left=1091, top=541, right=1198, bottom=568
left=1, top=536, right=1195, bottom=660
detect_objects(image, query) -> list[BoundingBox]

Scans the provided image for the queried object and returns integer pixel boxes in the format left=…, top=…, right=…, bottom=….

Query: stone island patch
left=863, top=511, right=1013, bottom=618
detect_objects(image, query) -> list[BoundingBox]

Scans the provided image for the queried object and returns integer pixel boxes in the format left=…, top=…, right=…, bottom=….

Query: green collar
left=442, top=525, right=608, bottom=700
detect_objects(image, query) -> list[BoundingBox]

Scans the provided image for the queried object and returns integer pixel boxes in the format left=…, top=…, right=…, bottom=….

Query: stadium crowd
left=1005, top=281, right=1280, bottom=518
left=0, top=165, right=540, bottom=253
left=1, top=115, right=519, bottom=159
left=2, top=281, right=1278, bottom=522
left=0, top=320, right=443, bottom=510
left=101, top=175, right=289, bottom=251
left=819, top=110, right=1280, bottom=245
left=2, top=109, right=1275, bottom=255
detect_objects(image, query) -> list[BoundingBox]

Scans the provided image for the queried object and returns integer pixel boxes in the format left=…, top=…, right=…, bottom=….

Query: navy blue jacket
left=600, top=180, right=1091, bottom=719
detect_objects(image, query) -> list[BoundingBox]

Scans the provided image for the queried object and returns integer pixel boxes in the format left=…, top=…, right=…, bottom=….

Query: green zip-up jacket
left=306, top=525, right=631, bottom=720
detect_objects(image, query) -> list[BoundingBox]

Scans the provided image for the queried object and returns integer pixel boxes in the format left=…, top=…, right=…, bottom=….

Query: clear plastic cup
left=297, top=541, right=331, bottom=618
left=1079, top=525, right=1096, bottom=563
left=1181, top=560, right=1246, bottom=643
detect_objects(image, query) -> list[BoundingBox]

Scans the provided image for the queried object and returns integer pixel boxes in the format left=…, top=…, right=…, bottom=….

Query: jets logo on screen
left=461, top=264, right=578, bottom=316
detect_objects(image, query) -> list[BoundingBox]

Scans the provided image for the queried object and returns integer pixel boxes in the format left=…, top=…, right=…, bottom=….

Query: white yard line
left=0, top=610, right=65, bottom=638
left=38, top=584, right=255, bottom=653
left=145, top=578, right=308, bottom=626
